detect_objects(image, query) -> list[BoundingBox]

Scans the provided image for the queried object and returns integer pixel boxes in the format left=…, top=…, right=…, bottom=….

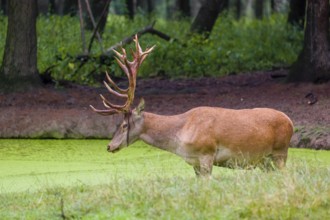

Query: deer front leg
left=193, top=155, right=214, bottom=178
left=193, top=165, right=202, bottom=176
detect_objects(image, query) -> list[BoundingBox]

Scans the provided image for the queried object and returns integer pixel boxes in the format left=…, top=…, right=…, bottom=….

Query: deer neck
left=139, top=112, right=183, bottom=153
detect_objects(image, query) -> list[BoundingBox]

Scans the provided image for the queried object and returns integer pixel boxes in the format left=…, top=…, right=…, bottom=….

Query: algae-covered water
left=0, top=139, right=191, bottom=193
left=0, top=139, right=329, bottom=194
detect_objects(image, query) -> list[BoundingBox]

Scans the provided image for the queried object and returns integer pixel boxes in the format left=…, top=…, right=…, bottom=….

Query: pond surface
left=0, top=139, right=329, bottom=193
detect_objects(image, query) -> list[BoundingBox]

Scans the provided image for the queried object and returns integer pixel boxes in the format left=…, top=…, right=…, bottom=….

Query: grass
left=0, top=139, right=329, bottom=219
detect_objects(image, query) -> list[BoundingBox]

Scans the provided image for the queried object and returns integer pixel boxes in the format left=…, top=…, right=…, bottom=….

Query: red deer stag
left=90, top=35, right=294, bottom=177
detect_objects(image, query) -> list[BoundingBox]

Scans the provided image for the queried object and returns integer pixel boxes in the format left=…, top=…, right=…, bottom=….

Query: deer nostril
left=107, top=144, right=111, bottom=152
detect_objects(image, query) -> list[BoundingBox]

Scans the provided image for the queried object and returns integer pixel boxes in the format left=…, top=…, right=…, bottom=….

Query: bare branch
left=78, top=0, right=87, bottom=54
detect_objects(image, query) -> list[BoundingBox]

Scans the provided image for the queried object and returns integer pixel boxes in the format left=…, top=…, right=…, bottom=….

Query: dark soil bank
left=0, top=70, right=329, bottom=149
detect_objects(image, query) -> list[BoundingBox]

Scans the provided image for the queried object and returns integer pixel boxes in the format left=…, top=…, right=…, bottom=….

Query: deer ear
left=136, top=98, right=145, bottom=114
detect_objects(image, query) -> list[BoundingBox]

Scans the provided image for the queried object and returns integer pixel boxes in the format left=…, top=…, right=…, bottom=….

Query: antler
left=90, top=35, right=155, bottom=115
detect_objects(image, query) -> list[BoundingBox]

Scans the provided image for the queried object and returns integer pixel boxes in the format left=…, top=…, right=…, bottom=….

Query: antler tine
left=99, top=94, right=124, bottom=109
left=103, top=81, right=128, bottom=98
left=89, top=92, right=125, bottom=115
left=112, top=46, right=127, bottom=63
left=132, top=35, right=155, bottom=66
left=133, top=35, right=143, bottom=61
left=105, top=71, right=128, bottom=94
left=89, top=104, right=119, bottom=116
left=113, top=46, right=135, bottom=82
left=113, top=56, right=132, bottom=80
left=140, top=45, right=156, bottom=65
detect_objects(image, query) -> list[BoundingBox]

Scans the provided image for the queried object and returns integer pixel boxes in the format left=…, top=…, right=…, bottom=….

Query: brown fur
left=109, top=104, right=294, bottom=177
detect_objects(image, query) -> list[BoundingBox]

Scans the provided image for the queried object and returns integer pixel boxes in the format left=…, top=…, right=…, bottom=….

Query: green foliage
left=0, top=14, right=303, bottom=84
left=0, top=140, right=329, bottom=219
left=36, top=15, right=94, bottom=84
left=105, top=14, right=304, bottom=79
left=210, top=15, right=303, bottom=74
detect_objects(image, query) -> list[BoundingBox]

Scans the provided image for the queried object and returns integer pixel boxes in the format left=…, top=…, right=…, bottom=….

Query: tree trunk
left=126, top=0, right=135, bottom=19
left=271, top=0, right=282, bottom=13
left=166, top=0, right=175, bottom=19
left=137, top=0, right=154, bottom=15
left=223, top=0, right=229, bottom=10
left=255, top=0, right=264, bottom=19
left=146, top=0, right=153, bottom=14
left=84, top=0, right=110, bottom=34
left=287, top=0, right=330, bottom=83
left=236, top=0, right=241, bottom=19
left=177, top=0, right=191, bottom=18
left=271, top=0, right=275, bottom=11
left=190, top=0, right=225, bottom=38
left=287, top=0, right=306, bottom=29
left=0, top=0, right=7, bottom=15
left=62, top=0, right=78, bottom=16
left=0, top=0, right=41, bottom=92
left=37, top=0, right=49, bottom=15
left=49, top=0, right=56, bottom=14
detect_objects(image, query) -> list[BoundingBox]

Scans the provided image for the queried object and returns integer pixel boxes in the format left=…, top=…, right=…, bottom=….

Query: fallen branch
left=148, top=28, right=173, bottom=41
left=105, top=21, right=179, bottom=54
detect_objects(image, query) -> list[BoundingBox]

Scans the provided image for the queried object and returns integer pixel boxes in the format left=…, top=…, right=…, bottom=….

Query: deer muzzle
left=107, top=144, right=120, bottom=153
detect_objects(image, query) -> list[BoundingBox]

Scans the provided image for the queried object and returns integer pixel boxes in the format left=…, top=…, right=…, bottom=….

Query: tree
left=236, top=0, right=241, bottom=19
left=0, top=0, right=41, bottom=91
left=255, top=0, right=264, bottom=19
left=137, top=0, right=154, bottom=15
left=84, top=0, right=111, bottom=35
left=287, top=0, right=306, bottom=29
left=177, top=0, right=191, bottom=18
left=49, top=0, right=56, bottom=14
left=63, top=0, right=78, bottom=16
left=271, top=0, right=283, bottom=13
left=126, top=0, right=135, bottom=19
left=271, top=0, right=275, bottom=12
left=190, top=0, right=225, bottom=38
left=287, top=0, right=330, bottom=83
left=0, top=0, right=7, bottom=15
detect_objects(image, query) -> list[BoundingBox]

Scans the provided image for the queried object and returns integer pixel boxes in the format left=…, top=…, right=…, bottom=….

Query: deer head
left=90, top=35, right=154, bottom=152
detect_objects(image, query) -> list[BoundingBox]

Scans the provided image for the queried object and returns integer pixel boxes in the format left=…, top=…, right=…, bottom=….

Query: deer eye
left=122, top=123, right=128, bottom=129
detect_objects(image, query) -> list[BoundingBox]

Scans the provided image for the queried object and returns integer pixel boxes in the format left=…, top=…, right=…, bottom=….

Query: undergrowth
left=0, top=14, right=303, bottom=84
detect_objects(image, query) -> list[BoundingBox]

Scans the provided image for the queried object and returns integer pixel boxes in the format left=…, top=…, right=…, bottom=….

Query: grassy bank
left=0, top=139, right=329, bottom=219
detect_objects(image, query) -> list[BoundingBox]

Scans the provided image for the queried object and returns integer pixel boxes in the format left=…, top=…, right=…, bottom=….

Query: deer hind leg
left=271, top=152, right=287, bottom=169
left=271, top=138, right=290, bottom=170
left=193, top=155, right=214, bottom=178
left=271, top=125, right=291, bottom=170
left=256, top=152, right=287, bottom=171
